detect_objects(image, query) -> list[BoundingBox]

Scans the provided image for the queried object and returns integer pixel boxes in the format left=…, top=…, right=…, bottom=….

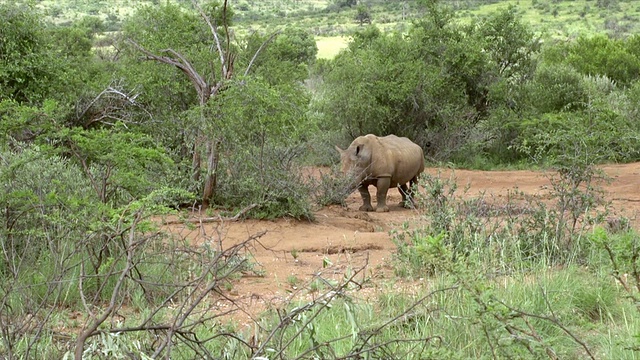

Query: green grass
left=316, top=35, right=349, bottom=59
left=247, top=263, right=638, bottom=359
left=469, top=0, right=640, bottom=39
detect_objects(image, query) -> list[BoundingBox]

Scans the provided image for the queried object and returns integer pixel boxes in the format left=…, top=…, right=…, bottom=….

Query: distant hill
left=6, top=0, right=639, bottom=50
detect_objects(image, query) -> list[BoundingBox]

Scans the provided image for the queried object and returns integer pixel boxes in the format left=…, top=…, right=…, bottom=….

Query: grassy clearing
left=316, top=35, right=350, bottom=59
left=470, top=0, right=640, bottom=38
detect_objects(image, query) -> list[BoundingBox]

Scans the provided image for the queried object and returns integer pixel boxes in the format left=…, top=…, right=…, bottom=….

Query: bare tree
left=74, top=80, right=152, bottom=129
left=127, top=0, right=278, bottom=208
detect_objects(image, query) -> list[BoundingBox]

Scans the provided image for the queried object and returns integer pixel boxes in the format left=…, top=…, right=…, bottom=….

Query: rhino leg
left=375, top=177, right=390, bottom=212
left=399, top=184, right=410, bottom=208
left=358, top=184, right=374, bottom=212
left=407, top=176, right=419, bottom=207
left=398, top=176, right=419, bottom=208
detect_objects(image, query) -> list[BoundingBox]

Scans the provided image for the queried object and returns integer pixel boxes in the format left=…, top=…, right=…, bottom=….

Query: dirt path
left=162, top=163, right=640, bottom=325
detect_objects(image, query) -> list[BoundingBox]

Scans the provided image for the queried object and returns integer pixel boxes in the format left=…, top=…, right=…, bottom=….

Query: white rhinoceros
left=335, top=134, right=425, bottom=212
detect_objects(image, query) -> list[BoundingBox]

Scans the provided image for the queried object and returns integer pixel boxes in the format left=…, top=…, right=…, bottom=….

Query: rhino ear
left=353, top=143, right=371, bottom=163
left=334, top=145, right=345, bottom=155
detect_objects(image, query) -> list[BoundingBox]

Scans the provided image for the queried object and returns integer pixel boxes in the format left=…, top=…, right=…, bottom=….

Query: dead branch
left=339, top=286, right=456, bottom=360
left=495, top=294, right=596, bottom=360
left=74, top=209, right=143, bottom=360
left=162, top=203, right=258, bottom=224
left=192, top=0, right=227, bottom=76
left=76, top=81, right=151, bottom=128
left=222, top=0, right=232, bottom=75
left=335, top=337, right=443, bottom=360
left=75, top=223, right=266, bottom=359
left=127, top=39, right=211, bottom=103
left=151, top=230, right=266, bottom=357
left=244, top=30, right=281, bottom=76
left=253, top=262, right=369, bottom=358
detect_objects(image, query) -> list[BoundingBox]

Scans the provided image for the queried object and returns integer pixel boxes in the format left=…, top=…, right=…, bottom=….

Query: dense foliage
left=319, top=1, right=640, bottom=165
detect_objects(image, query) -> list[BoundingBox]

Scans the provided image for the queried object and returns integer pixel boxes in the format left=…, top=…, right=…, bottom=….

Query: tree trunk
left=191, top=133, right=202, bottom=185
left=201, top=138, right=220, bottom=208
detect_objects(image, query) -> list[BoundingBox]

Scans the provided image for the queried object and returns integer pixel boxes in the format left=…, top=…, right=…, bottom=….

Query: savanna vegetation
left=2, top=0, right=640, bottom=358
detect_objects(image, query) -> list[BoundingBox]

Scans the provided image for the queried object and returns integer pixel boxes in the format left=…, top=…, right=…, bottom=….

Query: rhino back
left=375, top=135, right=424, bottom=183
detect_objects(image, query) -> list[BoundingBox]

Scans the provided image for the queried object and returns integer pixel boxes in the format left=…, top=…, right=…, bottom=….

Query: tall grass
left=381, top=165, right=640, bottom=359
left=243, top=261, right=638, bottom=359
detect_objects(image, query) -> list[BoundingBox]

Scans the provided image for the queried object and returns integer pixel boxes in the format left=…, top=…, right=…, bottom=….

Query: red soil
left=161, top=163, right=640, bottom=326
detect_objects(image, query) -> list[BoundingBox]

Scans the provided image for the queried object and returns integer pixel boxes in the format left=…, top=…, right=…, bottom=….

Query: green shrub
left=394, top=155, right=610, bottom=277
left=62, top=125, right=177, bottom=205
left=527, top=63, right=587, bottom=113
left=311, top=166, right=353, bottom=208
left=214, top=144, right=314, bottom=220
left=516, top=109, right=640, bottom=164
left=0, top=145, right=99, bottom=275
left=566, top=35, right=640, bottom=85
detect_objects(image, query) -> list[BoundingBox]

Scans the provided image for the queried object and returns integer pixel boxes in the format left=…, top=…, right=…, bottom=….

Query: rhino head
left=335, top=140, right=372, bottom=186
